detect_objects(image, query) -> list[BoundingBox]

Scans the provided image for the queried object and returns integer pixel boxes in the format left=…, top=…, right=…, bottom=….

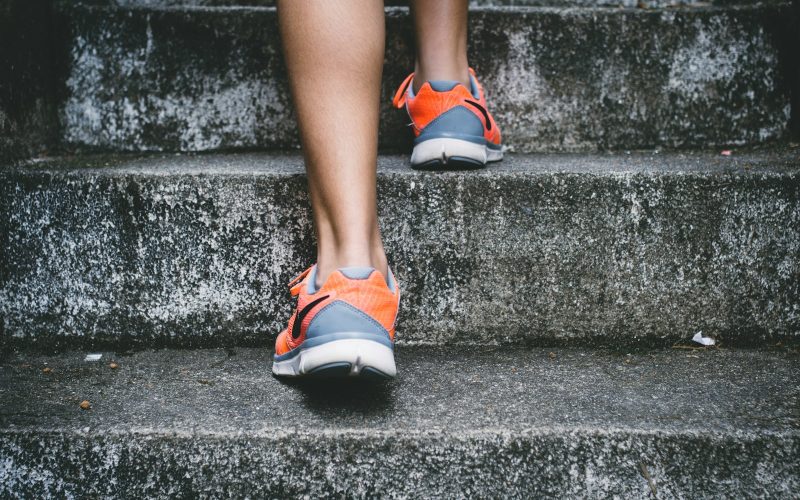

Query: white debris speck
left=85, top=353, right=103, bottom=361
left=692, top=332, right=715, bottom=346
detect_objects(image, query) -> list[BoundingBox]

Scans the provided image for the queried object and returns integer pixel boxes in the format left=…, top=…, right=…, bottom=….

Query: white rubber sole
left=272, top=338, right=397, bottom=378
left=410, top=137, right=503, bottom=168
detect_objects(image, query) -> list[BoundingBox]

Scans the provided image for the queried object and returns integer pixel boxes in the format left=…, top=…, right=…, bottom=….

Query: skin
left=277, top=0, right=470, bottom=287
left=411, top=0, right=470, bottom=92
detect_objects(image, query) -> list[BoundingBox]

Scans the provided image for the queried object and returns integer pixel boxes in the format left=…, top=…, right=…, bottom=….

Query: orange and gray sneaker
left=392, top=67, right=502, bottom=169
left=272, top=265, right=400, bottom=379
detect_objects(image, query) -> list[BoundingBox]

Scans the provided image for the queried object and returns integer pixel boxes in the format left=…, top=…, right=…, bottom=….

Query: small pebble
left=109, top=362, right=119, bottom=369
left=79, top=400, right=91, bottom=410
left=42, top=367, right=52, bottom=374
left=548, top=352, right=557, bottom=360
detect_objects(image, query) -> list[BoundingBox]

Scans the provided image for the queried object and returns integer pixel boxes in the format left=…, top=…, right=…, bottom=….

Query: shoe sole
left=272, top=338, right=396, bottom=379
left=411, top=137, right=503, bottom=170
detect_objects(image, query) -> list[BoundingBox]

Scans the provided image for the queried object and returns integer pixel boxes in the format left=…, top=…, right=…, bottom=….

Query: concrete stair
left=1, top=346, right=798, bottom=497
left=2, top=150, right=799, bottom=349
left=51, top=3, right=795, bottom=153
left=1, top=0, right=799, bottom=496
left=72, top=0, right=792, bottom=7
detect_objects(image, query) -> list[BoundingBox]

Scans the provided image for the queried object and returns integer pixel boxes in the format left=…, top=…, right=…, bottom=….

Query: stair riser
left=2, top=158, right=798, bottom=348
left=0, top=0, right=55, bottom=164
left=2, top=432, right=797, bottom=497
left=56, top=5, right=794, bottom=153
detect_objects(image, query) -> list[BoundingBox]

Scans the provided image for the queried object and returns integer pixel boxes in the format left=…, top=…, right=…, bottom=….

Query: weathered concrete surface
left=0, top=346, right=797, bottom=497
left=72, top=0, right=790, bottom=8
left=1, top=150, right=798, bottom=349
left=0, top=0, right=57, bottom=163
left=55, top=4, right=794, bottom=153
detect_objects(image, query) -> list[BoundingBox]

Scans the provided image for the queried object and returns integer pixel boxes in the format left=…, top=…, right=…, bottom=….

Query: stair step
left=1, top=346, right=797, bottom=496
left=72, top=0, right=780, bottom=8
left=2, top=150, right=798, bottom=349
left=54, top=3, right=795, bottom=153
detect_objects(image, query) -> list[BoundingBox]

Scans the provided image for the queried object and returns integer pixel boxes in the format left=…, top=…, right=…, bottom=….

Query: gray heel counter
left=306, top=301, right=390, bottom=340
left=418, top=106, right=484, bottom=141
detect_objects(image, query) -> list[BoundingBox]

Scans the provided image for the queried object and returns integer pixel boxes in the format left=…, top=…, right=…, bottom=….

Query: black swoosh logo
left=291, top=295, right=330, bottom=340
left=464, top=99, right=491, bottom=131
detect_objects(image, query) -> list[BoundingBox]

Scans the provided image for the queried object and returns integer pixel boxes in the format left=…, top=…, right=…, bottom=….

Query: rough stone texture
left=0, top=346, right=798, bottom=497
left=71, top=0, right=789, bottom=8
left=0, top=0, right=57, bottom=163
left=1, top=150, right=798, bottom=349
left=55, top=4, right=794, bottom=153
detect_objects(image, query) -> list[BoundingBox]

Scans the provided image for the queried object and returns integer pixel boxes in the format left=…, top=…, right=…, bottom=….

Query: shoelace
left=287, top=265, right=313, bottom=297
left=392, top=73, right=415, bottom=109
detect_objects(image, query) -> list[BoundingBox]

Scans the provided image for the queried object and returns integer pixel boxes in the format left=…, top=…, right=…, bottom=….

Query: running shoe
left=392, top=67, right=502, bottom=169
left=272, top=265, right=400, bottom=379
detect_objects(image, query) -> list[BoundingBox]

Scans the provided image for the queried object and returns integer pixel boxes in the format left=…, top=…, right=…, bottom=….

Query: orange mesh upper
left=274, top=267, right=400, bottom=356
left=392, top=68, right=501, bottom=145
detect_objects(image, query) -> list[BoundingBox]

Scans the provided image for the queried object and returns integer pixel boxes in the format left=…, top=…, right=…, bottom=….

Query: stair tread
left=4, top=346, right=797, bottom=496
left=63, top=0, right=786, bottom=8
left=2, top=346, right=797, bottom=434
left=13, top=148, right=800, bottom=176
left=70, top=3, right=792, bottom=11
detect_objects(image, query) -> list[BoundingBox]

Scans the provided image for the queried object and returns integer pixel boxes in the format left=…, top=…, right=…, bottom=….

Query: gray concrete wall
left=54, top=4, right=794, bottom=154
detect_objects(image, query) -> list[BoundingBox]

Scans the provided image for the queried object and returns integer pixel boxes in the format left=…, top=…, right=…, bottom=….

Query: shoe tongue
left=468, top=73, right=480, bottom=99
left=307, top=265, right=320, bottom=294
left=427, top=80, right=462, bottom=92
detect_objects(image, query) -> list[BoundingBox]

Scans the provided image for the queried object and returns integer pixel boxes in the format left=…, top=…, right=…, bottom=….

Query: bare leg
left=410, top=0, right=470, bottom=92
left=277, top=0, right=388, bottom=286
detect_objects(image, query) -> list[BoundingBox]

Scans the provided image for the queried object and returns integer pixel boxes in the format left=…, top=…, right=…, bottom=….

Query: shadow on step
left=275, top=377, right=396, bottom=417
